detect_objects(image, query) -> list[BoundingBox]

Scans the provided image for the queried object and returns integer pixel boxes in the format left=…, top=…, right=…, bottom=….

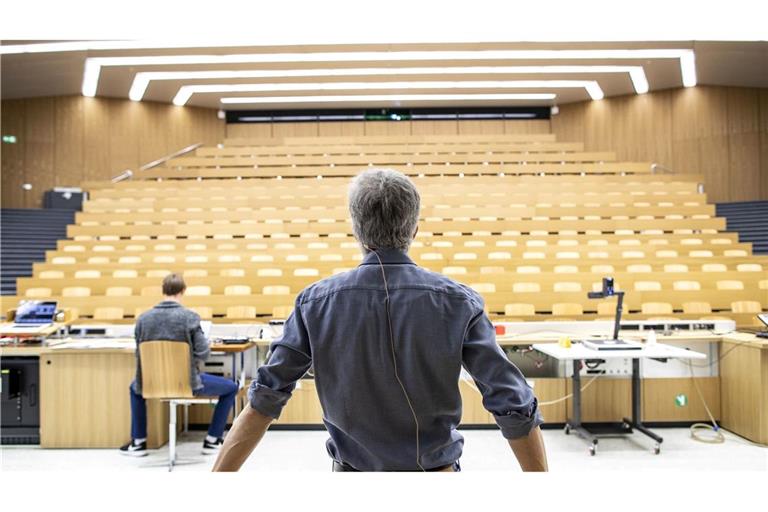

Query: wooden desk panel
left=720, top=337, right=768, bottom=444
left=39, top=351, right=169, bottom=448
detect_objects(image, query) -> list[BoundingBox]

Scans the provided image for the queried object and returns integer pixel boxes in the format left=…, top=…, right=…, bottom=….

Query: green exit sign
left=2, top=135, right=17, bottom=144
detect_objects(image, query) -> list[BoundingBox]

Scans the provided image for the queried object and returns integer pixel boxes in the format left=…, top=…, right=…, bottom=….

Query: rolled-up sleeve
left=248, top=296, right=312, bottom=419
left=461, top=300, right=543, bottom=439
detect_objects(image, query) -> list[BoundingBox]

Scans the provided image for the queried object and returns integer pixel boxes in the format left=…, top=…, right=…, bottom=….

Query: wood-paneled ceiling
left=1, top=41, right=766, bottom=110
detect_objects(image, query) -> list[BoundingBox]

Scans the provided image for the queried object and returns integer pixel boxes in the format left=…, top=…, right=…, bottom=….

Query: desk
left=533, top=342, right=706, bottom=455
left=0, top=338, right=257, bottom=448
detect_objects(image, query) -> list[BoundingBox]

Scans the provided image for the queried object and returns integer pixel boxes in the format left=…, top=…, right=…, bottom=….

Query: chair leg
left=184, top=403, right=189, bottom=433
left=169, top=401, right=177, bottom=472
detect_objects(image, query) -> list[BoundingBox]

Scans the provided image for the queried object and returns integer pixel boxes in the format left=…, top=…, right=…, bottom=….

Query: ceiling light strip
left=219, top=93, right=557, bottom=104
left=83, top=49, right=693, bottom=97
left=130, top=65, right=644, bottom=101
left=172, top=80, right=602, bottom=105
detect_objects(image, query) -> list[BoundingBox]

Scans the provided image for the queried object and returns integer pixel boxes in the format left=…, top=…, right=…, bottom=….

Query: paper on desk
left=48, top=339, right=136, bottom=350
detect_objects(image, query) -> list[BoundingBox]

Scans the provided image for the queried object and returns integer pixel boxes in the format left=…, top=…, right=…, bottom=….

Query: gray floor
left=1, top=427, right=766, bottom=472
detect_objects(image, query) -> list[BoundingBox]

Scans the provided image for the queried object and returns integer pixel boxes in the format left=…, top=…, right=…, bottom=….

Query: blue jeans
left=130, top=373, right=239, bottom=440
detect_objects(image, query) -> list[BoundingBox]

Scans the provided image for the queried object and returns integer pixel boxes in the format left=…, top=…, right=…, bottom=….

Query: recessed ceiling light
left=130, top=65, right=646, bottom=101
left=173, top=80, right=601, bottom=106
left=83, top=49, right=692, bottom=98
left=219, top=93, right=557, bottom=104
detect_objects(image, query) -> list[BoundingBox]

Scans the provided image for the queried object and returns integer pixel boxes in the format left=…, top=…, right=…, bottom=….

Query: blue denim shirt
left=248, top=248, right=542, bottom=471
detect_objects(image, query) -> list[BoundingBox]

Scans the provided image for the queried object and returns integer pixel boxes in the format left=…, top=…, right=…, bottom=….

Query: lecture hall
left=1, top=2, right=766, bottom=497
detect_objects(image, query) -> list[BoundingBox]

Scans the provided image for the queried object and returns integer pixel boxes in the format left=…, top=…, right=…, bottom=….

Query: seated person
left=120, top=273, right=238, bottom=457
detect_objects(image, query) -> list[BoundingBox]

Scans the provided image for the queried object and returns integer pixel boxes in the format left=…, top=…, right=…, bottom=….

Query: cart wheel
left=622, top=422, right=631, bottom=430
left=589, top=445, right=596, bottom=456
left=653, top=444, right=661, bottom=455
left=564, top=425, right=571, bottom=435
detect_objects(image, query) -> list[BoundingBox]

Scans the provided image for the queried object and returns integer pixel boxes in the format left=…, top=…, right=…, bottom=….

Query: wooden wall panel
left=505, top=119, right=551, bottom=135
left=24, top=98, right=56, bottom=208
left=272, top=122, right=319, bottom=138
left=224, top=119, right=549, bottom=140
left=760, top=90, right=768, bottom=200
left=457, top=120, right=504, bottom=135
left=317, top=121, right=366, bottom=136
left=1, top=100, right=28, bottom=208
left=1, top=96, right=225, bottom=208
left=227, top=121, right=272, bottom=139
left=53, top=96, right=85, bottom=188
left=363, top=121, right=412, bottom=135
left=410, top=120, right=459, bottom=135
left=553, top=85, right=768, bottom=202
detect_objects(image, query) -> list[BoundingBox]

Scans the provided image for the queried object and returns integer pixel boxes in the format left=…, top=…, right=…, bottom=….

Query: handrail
left=139, top=142, right=203, bottom=171
left=110, top=143, right=203, bottom=183
left=652, top=162, right=705, bottom=194
left=651, top=162, right=675, bottom=174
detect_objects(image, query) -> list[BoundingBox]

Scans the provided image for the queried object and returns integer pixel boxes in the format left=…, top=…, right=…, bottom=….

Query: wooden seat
left=263, top=285, right=290, bottom=295
left=62, top=286, right=91, bottom=297
left=682, top=302, right=712, bottom=314
left=226, top=306, right=257, bottom=319
left=106, top=286, right=133, bottom=297
left=730, top=301, right=762, bottom=313
left=187, top=286, right=212, bottom=296
left=138, top=340, right=219, bottom=471
left=93, top=307, right=125, bottom=320
left=224, top=285, right=251, bottom=296
left=553, top=282, right=582, bottom=292
left=552, top=303, right=583, bottom=316
left=189, top=306, right=213, bottom=319
left=641, top=302, right=673, bottom=315
left=272, top=305, right=293, bottom=318
left=25, top=287, right=52, bottom=298
left=673, top=280, right=701, bottom=291
left=469, top=283, right=496, bottom=293
left=504, top=303, right=536, bottom=316
left=634, top=281, right=661, bottom=291
left=513, top=282, right=540, bottom=293
left=716, top=280, right=744, bottom=290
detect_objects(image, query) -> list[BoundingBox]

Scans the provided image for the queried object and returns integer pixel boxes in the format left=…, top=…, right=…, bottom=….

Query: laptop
left=581, top=338, right=642, bottom=351
left=741, top=314, right=768, bottom=339
left=9, top=301, right=57, bottom=328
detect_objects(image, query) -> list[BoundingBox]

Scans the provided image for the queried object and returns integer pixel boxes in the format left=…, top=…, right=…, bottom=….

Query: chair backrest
left=93, top=307, right=125, bottom=320
left=138, top=341, right=193, bottom=399
left=682, top=301, right=712, bottom=314
left=731, top=301, right=762, bottom=313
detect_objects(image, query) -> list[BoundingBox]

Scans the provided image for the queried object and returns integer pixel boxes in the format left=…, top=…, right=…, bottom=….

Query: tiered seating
left=6, top=134, right=766, bottom=325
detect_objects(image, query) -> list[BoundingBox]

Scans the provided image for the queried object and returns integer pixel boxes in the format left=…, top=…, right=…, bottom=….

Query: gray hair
left=348, top=168, right=421, bottom=252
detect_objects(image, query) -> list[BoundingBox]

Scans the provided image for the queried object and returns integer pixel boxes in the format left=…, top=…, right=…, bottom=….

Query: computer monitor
left=14, top=301, right=57, bottom=325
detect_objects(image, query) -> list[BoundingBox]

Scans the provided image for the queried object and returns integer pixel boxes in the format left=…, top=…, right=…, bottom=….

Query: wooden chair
left=93, top=307, right=125, bottom=320
left=552, top=303, right=583, bottom=316
left=190, top=307, right=213, bottom=319
left=272, top=305, right=293, bottom=318
left=138, top=340, right=219, bottom=471
left=730, top=301, right=762, bottom=313
left=682, top=302, right=712, bottom=314
left=641, top=302, right=674, bottom=315
left=226, top=306, right=257, bottom=319
left=106, top=286, right=133, bottom=297
left=25, top=287, right=52, bottom=298
left=504, top=303, right=536, bottom=317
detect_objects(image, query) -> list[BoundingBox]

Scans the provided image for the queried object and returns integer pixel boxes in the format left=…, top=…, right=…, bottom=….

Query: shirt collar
left=359, top=248, right=416, bottom=266
left=155, top=300, right=183, bottom=308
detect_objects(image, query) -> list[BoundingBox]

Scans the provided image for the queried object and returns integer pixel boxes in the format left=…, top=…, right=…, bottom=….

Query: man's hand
left=508, top=426, right=549, bottom=472
left=212, top=403, right=273, bottom=472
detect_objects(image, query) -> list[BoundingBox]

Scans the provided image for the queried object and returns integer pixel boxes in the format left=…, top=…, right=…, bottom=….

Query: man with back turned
left=213, top=168, right=548, bottom=472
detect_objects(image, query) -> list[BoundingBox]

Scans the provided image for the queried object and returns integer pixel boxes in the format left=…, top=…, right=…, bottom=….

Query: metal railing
left=110, top=142, right=203, bottom=182
left=650, top=162, right=675, bottom=174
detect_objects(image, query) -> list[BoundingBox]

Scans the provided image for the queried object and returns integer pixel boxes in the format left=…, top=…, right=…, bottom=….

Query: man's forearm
left=508, top=426, right=549, bottom=472
left=212, top=403, right=273, bottom=472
